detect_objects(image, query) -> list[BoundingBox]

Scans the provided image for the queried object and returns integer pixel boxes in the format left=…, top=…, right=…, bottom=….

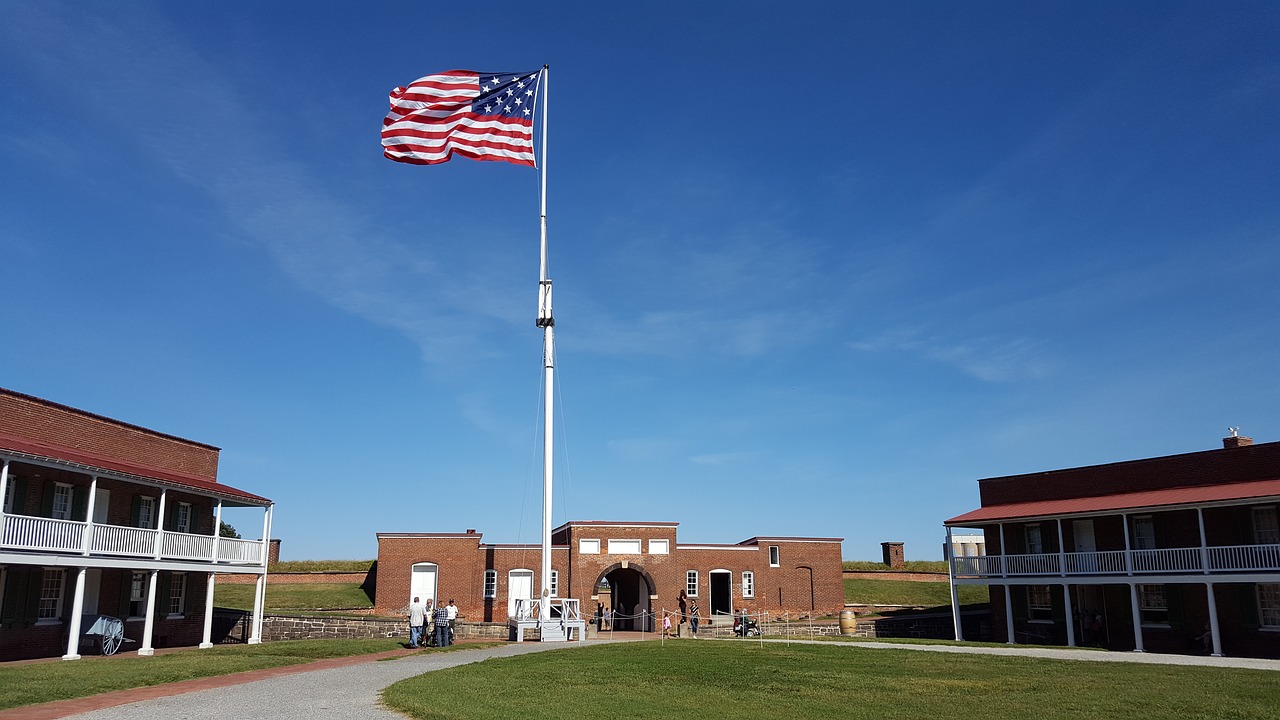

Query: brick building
left=944, top=434, right=1280, bottom=658
left=375, top=521, right=843, bottom=628
left=0, top=388, right=273, bottom=661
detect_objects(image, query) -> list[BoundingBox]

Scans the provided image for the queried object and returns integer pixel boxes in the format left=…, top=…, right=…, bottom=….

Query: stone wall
left=261, top=615, right=509, bottom=642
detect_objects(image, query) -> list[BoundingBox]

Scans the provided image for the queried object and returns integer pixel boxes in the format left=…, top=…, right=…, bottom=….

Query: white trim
left=579, top=538, right=600, bottom=554
left=768, top=545, right=780, bottom=567
left=677, top=545, right=757, bottom=551
left=607, top=539, right=642, bottom=555
left=0, top=551, right=267, bottom=574
left=741, top=570, right=754, bottom=599
left=648, top=539, right=669, bottom=555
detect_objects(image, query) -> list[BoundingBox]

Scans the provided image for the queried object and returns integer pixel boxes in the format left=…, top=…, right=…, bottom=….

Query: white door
left=508, top=569, right=534, bottom=619
left=1073, top=519, right=1096, bottom=552
left=93, top=488, right=110, bottom=524
left=410, top=563, right=438, bottom=606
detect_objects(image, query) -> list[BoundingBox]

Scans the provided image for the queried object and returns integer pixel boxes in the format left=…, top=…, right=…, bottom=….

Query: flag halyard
left=382, top=69, right=541, bottom=167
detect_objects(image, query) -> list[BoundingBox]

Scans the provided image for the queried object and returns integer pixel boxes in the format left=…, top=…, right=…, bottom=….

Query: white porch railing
left=951, top=543, right=1280, bottom=578
left=513, top=597, right=583, bottom=621
left=1, top=514, right=265, bottom=567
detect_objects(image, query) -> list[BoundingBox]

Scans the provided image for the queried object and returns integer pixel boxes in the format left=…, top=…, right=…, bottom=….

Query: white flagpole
left=535, top=65, right=553, bottom=626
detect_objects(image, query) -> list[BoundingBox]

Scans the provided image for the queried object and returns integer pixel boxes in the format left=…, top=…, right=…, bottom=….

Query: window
left=484, top=570, right=497, bottom=598
left=686, top=571, right=698, bottom=597
left=1137, top=584, right=1169, bottom=625
left=37, top=569, right=65, bottom=622
left=52, top=483, right=73, bottom=520
left=608, top=539, right=641, bottom=555
left=129, top=572, right=147, bottom=618
left=550, top=570, right=559, bottom=597
left=1024, top=524, right=1044, bottom=554
left=768, top=545, right=780, bottom=567
left=1258, top=584, right=1280, bottom=628
left=1253, top=507, right=1280, bottom=544
left=579, top=539, right=600, bottom=554
left=3, top=476, right=16, bottom=513
left=168, top=573, right=187, bottom=617
left=1133, top=516, right=1156, bottom=550
left=649, top=539, right=669, bottom=555
left=742, top=571, right=755, bottom=599
left=138, top=497, right=156, bottom=529
left=1027, top=585, right=1053, bottom=622
left=176, top=503, right=192, bottom=533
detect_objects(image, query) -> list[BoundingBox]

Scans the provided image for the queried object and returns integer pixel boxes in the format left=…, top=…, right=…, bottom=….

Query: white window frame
left=742, top=571, right=755, bottom=599
left=176, top=502, right=193, bottom=534
left=138, top=496, right=156, bottom=530
left=1027, top=584, right=1053, bottom=623
left=1258, top=583, right=1280, bottom=628
left=52, top=483, right=73, bottom=521
left=768, top=545, right=780, bottom=567
left=608, top=539, right=642, bottom=555
left=1137, top=584, right=1169, bottom=626
left=1133, top=516, right=1156, bottom=550
left=649, top=539, right=669, bottom=555
left=1253, top=507, right=1280, bottom=545
left=1024, top=524, right=1044, bottom=554
left=36, top=568, right=65, bottom=623
left=4, top=476, right=17, bottom=513
left=686, top=570, right=698, bottom=597
left=550, top=570, right=559, bottom=597
left=129, top=572, right=148, bottom=619
left=168, top=572, right=187, bottom=618
left=484, top=570, right=497, bottom=598
left=579, top=538, right=600, bottom=555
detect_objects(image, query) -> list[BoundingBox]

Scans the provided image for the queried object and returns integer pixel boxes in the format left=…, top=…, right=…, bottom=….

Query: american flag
left=381, top=69, right=541, bottom=167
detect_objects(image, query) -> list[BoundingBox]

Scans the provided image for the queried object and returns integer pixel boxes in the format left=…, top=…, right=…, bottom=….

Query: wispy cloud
left=851, top=328, right=1051, bottom=383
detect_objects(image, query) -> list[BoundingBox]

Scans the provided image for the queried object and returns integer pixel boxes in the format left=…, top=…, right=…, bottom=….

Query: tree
left=219, top=521, right=241, bottom=539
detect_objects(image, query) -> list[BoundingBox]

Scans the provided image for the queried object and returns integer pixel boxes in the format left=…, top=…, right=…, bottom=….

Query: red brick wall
left=375, top=528, right=844, bottom=621
left=0, top=389, right=219, bottom=481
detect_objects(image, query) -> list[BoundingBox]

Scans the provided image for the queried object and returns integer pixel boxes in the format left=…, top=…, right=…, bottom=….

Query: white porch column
left=153, top=489, right=168, bottom=559
left=1, top=459, right=9, bottom=516
left=1003, top=585, right=1015, bottom=644
left=211, top=499, right=224, bottom=563
left=945, top=526, right=963, bottom=640
left=82, top=476, right=99, bottom=556
left=1056, top=519, right=1067, bottom=576
left=1128, top=583, right=1145, bottom=652
left=1205, top=583, right=1223, bottom=657
left=259, top=503, right=273, bottom=566
left=1122, top=513, right=1134, bottom=575
left=62, top=566, right=88, bottom=660
left=138, top=569, right=159, bottom=656
left=247, top=573, right=266, bottom=644
left=998, top=523, right=1008, bottom=578
left=1062, top=584, right=1076, bottom=647
left=200, top=573, right=217, bottom=649
left=1197, top=508, right=1210, bottom=573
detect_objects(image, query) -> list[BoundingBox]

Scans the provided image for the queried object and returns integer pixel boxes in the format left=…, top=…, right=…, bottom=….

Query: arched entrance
left=597, top=564, right=656, bottom=632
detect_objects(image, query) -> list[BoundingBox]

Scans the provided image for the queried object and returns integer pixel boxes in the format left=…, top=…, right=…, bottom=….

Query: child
left=662, top=613, right=672, bottom=638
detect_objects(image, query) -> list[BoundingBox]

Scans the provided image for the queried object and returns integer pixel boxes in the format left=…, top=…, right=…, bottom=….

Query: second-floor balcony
left=953, top=543, right=1280, bottom=579
left=1, top=512, right=265, bottom=566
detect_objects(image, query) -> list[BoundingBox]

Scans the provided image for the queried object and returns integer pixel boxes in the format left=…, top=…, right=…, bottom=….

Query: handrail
left=950, top=543, right=1280, bottom=578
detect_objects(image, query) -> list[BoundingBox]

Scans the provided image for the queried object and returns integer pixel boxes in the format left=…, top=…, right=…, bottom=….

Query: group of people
left=407, top=597, right=458, bottom=648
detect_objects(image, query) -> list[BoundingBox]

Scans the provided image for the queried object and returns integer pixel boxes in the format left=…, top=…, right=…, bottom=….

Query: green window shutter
left=40, top=481, right=55, bottom=517
left=185, top=574, right=200, bottom=616
left=120, top=571, right=135, bottom=616
left=1241, top=584, right=1261, bottom=629
left=0, top=569, right=26, bottom=623
left=11, top=477, right=27, bottom=515
left=1166, top=584, right=1186, bottom=629
left=72, top=487, right=88, bottom=521
left=130, top=497, right=142, bottom=527
left=155, top=572, right=171, bottom=619
left=58, top=570, right=73, bottom=621
left=166, top=501, right=178, bottom=531
left=23, top=569, right=42, bottom=622
left=1011, top=586, right=1028, bottom=621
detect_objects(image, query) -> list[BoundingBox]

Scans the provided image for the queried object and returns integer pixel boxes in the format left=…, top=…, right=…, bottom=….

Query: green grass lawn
left=0, top=638, right=404, bottom=710
left=213, top=582, right=374, bottom=611
left=270, top=559, right=374, bottom=572
left=843, top=559, right=949, bottom=573
left=383, top=641, right=1279, bottom=720
left=844, top=577, right=987, bottom=606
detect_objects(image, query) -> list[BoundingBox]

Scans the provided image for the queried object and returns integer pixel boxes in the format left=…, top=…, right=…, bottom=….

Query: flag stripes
left=382, top=69, right=540, bottom=167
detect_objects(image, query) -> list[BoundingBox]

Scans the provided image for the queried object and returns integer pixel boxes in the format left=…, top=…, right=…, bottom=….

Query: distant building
left=945, top=434, right=1280, bottom=658
left=947, top=534, right=986, bottom=558
left=0, top=388, right=273, bottom=661
left=375, top=521, right=843, bottom=628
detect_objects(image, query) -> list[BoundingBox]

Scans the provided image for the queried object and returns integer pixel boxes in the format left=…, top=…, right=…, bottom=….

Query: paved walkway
left=3, top=637, right=1277, bottom=720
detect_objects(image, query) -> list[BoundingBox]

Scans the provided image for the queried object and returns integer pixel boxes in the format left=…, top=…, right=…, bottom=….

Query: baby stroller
left=733, top=615, right=760, bottom=637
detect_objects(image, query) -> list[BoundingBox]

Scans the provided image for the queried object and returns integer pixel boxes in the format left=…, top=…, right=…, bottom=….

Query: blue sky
left=1, top=1, right=1276, bottom=561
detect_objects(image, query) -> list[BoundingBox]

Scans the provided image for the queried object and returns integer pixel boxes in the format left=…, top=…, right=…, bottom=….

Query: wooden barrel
left=839, top=609, right=857, bottom=635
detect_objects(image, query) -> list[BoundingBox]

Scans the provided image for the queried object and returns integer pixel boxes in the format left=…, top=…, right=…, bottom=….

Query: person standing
left=407, top=596, right=426, bottom=648
left=677, top=591, right=688, bottom=637
left=689, top=599, right=701, bottom=638
left=434, top=600, right=452, bottom=647
left=446, top=599, right=459, bottom=643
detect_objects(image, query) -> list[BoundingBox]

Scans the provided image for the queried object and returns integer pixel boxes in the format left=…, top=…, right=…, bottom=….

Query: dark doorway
left=604, top=568, right=653, bottom=631
left=710, top=571, right=732, bottom=616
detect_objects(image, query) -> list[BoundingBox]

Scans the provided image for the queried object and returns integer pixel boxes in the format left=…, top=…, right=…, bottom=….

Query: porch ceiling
left=945, top=477, right=1280, bottom=525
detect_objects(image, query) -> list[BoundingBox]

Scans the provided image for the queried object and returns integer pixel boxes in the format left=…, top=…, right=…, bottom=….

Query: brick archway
left=595, top=563, right=657, bottom=631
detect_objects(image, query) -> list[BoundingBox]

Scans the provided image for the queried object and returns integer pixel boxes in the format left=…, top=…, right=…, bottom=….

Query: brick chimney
left=881, top=542, right=905, bottom=569
left=1223, top=429, right=1253, bottom=449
